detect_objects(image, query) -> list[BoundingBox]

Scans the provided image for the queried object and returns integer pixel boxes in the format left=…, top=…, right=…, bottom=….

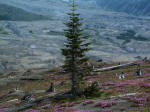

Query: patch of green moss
left=53, top=95, right=86, bottom=103
left=48, top=68, right=59, bottom=73
left=130, top=103, right=139, bottom=107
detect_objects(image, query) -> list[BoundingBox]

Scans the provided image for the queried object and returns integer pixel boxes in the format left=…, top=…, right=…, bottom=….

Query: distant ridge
left=97, top=0, right=150, bottom=16
left=0, top=4, right=49, bottom=21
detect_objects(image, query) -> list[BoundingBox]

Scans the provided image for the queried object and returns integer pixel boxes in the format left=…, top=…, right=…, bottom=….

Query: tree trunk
left=71, top=71, right=77, bottom=96
left=46, top=82, right=55, bottom=92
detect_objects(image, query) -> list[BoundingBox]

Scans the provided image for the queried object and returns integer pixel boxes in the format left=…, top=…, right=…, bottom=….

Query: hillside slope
left=1, top=0, right=150, bottom=16
left=0, top=0, right=150, bottom=72
left=97, top=0, right=150, bottom=16
left=0, top=61, right=150, bottom=112
left=0, top=4, right=48, bottom=21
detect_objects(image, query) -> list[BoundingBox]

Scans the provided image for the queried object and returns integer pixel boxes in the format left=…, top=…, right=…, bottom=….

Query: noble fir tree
left=61, top=0, right=91, bottom=96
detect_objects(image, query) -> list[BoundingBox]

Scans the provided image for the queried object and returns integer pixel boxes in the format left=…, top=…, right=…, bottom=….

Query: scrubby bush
left=83, top=83, right=101, bottom=98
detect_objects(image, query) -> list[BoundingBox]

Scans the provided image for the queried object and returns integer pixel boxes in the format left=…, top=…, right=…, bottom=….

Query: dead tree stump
left=46, top=82, right=55, bottom=92
left=21, top=93, right=32, bottom=102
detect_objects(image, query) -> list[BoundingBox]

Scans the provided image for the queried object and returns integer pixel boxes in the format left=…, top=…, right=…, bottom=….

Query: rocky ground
left=1, top=8, right=150, bottom=72
left=0, top=60, right=150, bottom=112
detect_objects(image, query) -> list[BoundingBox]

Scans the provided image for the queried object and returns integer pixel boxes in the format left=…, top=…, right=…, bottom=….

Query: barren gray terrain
left=0, top=0, right=150, bottom=72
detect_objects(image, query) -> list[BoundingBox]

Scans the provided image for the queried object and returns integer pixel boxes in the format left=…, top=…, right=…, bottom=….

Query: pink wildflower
left=143, top=83, right=150, bottom=87
left=82, top=100, right=95, bottom=105
left=102, top=109, right=113, bottom=112
left=24, top=109, right=41, bottom=112
left=74, top=110, right=94, bottom=112
left=0, top=108, right=8, bottom=112
left=60, top=102, right=75, bottom=107
left=95, top=101, right=117, bottom=108
left=129, top=97, right=147, bottom=104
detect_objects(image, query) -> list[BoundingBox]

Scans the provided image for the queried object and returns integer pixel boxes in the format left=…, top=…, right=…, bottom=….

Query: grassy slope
left=0, top=4, right=49, bottom=21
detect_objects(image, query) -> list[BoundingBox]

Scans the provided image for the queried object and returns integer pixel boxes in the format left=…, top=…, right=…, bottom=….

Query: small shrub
left=102, top=92, right=114, bottom=98
left=48, top=68, right=59, bottom=72
left=29, top=30, right=33, bottom=34
left=1, top=31, right=9, bottom=35
left=53, top=94, right=78, bottom=103
left=130, top=103, right=139, bottom=107
left=83, top=83, right=101, bottom=98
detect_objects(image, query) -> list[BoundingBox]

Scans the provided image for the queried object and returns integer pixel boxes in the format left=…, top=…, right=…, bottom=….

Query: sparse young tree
left=61, top=0, right=91, bottom=96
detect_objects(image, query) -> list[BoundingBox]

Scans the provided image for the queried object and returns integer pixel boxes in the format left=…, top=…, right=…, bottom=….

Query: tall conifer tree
left=61, top=0, right=91, bottom=96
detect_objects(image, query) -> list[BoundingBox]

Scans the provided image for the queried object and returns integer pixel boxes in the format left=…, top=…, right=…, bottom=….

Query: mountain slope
left=0, top=0, right=150, bottom=72
left=1, top=0, right=150, bottom=16
left=0, top=4, right=49, bottom=21
left=0, top=0, right=68, bottom=18
left=96, top=0, right=150, bottom=16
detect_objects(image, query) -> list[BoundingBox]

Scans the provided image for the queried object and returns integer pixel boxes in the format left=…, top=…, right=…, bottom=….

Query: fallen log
left=93, top=62, right=137, bottom=72
left=20, top=77, right=44, bottom=81
left=6, top=103, right=34, bottom=112
left=6, top=99, right=19, bottom=103
left=5, top=93, right=56, bottom=112
left=0, top=99, right=19, bottom=107
left=38, top=104, right=51, bottom=109
left=111, top=92, right=141, bottom=98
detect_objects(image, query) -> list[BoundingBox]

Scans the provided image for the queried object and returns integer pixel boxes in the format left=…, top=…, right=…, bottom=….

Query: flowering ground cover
left=95, top=101, right=117, bottom=108
left=0, top=108, right=8, bottom=112
left=0, top=61, right=150, bottom=112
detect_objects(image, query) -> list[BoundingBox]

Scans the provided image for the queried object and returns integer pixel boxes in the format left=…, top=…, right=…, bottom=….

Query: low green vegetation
left=0, top=31, right=9, bottom=35
left=117, top=30, right=149, bottom=44
left=29, top=30, right=33, bottom=34
left=47, top=31, right=64, bottom=36
left=0, top=28, right=3, bottom=31
left=83, top=84, right=102, bottom=98
left=0, top=28, right=9, bottom=35
left=0, top=61, right=150, bottom=112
